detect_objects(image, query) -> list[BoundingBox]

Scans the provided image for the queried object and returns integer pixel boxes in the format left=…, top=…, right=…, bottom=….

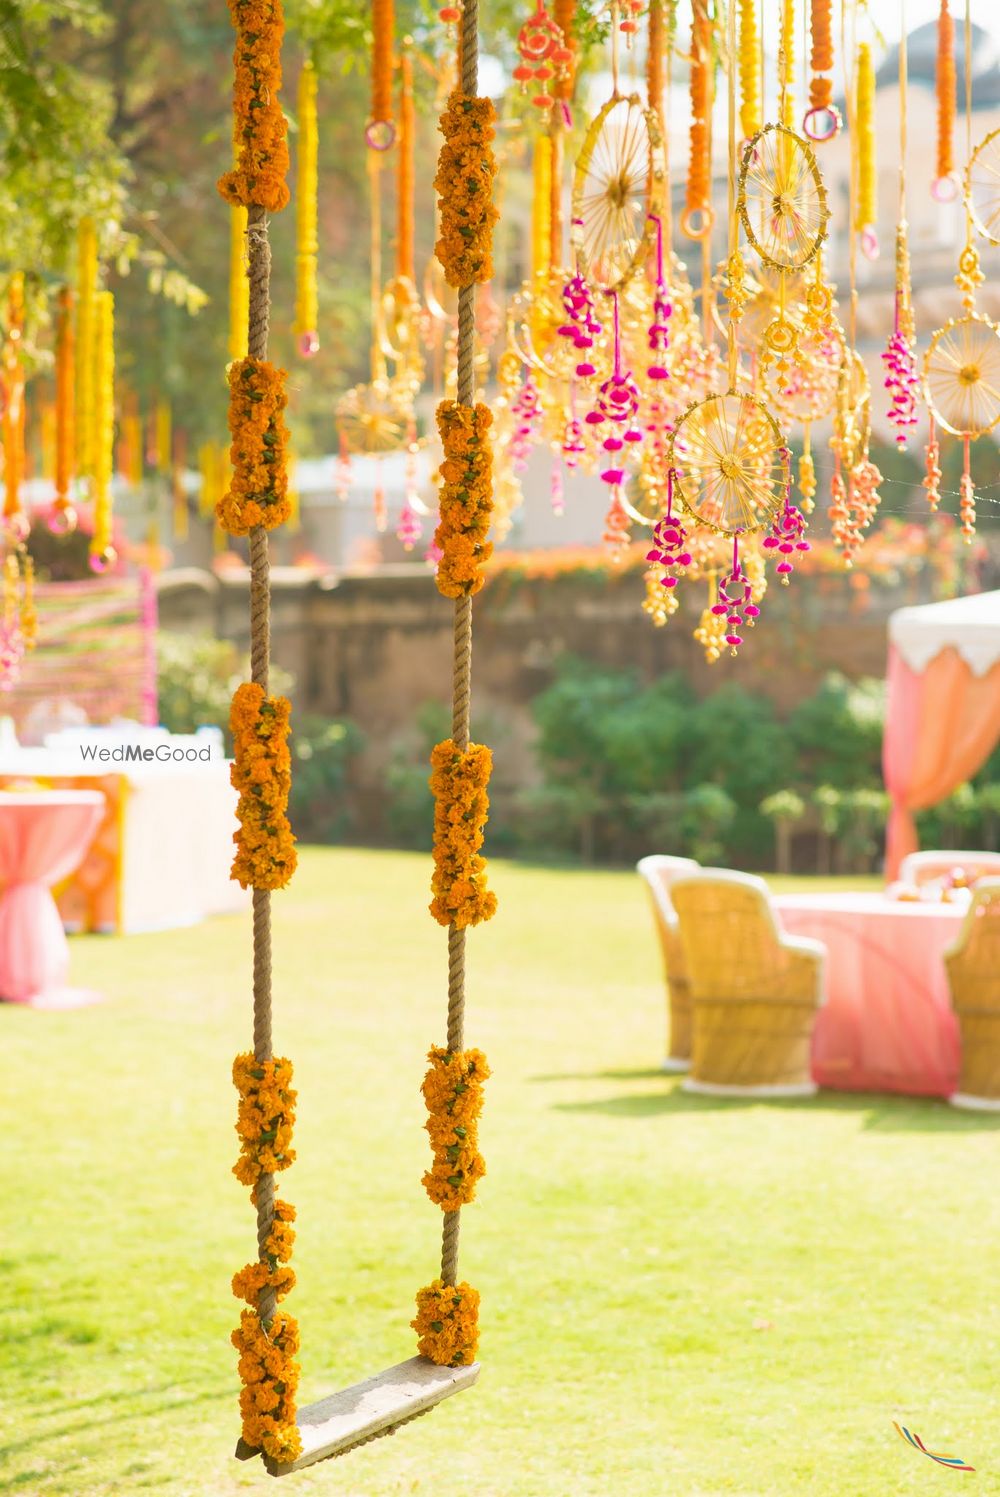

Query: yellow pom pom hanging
left=531, top=134, right=552, bottom=279
left=738, top=0, right=761, bottom=141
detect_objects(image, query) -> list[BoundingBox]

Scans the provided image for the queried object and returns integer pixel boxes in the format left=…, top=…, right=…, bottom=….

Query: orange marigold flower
left=434, top=93, right=498, bottom=287
left=232, top=1052, right=297, bottom=1188
left=434, top=401, right=494, bottom=600
left=230, top=683, right=297, bottom=890
left=232, top=1307, right=302, bottom=1460
left=428, top=739, right=497, bottom=929
left=219, top=359, right=291, bottom=536
left=218, top=0, right=290, bottom=213
left=421, top=1047, right=490, bottom=1210
left=412, top=1280, right=480, bottom=1366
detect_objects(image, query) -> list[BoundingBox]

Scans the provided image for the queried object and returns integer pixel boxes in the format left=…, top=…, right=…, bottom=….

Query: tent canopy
left=889, top=590, right=1000, bottom=677
left=884, top=590, right=1000, bottom=879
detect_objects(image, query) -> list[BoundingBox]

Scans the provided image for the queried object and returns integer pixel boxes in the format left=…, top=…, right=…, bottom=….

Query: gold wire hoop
left=737, top=123, right=829, bottom=272
left=922, top=311, right=1000, bottom=437
left=965, top=128, right=1000, bottom=246
left=570, top=93, right=665, bottom=293
left=667, top=389, right=789, bottom=536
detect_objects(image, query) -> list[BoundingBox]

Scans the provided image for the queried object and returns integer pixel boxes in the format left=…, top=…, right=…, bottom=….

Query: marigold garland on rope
left=428, top=738, right=497, bottom=929
left=434, top=93, right=499, bottom=288
left=434, top=400, right=494, bottom=598
left=412, top=1280, right=480, bottom=1367
left=231, top=1308, right=302, bottom=1462
left=368, top=0, right=395, bottom=149
left=230, top=682, right=297, bottom=891
left=685, top=0, right=712, bottom=232
left=219, top=358, right=291, bottom=534
left=217, top=0, right=291, bottom=212
left=420, top=1047, right=491, bottom=1210
left=232, top=1053, right=298, bottom=1188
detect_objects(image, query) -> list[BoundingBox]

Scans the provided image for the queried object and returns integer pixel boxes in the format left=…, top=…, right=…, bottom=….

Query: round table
left=0, top=789, right=105, bottom=1009
left=773, top=891, right=965, bottom=1097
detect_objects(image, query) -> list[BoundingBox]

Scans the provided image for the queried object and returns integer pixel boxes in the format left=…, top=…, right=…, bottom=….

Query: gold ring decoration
left=737, top=122, right=829, bottom=272
left=965, top=128, right=1000, bottom=246
left=379, top=275, right=422, bottom=362
left=336, top=376, right=407, bottom=454
left=832, top=349, right=871, bottom=473
left=570, top=93, right=665, bottom=293
left=922, top=311, right=1000, bottom=437
left=667, top=389, right=790, bottom=536
left=680, top=204, right=715, bottom=241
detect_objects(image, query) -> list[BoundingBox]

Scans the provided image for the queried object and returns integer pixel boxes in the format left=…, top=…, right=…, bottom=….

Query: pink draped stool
left=774, top=891, right=964, bottom=1097
left=0, top=789, right=105, bottom=1009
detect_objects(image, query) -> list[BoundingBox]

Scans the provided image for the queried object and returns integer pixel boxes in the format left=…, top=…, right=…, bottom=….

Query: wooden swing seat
left=235, top=1356, right=480, bottom=1475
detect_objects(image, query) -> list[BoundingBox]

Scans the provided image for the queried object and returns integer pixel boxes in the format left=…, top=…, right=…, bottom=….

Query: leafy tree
left=788, top=673, right=885, bottom=790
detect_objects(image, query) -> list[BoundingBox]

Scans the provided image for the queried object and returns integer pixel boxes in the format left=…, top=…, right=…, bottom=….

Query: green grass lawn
left=5, top=850, right=999, bottom=1496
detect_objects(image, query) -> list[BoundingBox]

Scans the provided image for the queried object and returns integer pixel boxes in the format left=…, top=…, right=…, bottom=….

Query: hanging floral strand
left=856, top=41, right=878, bottom=258
left=294, top=60, right=319, bottom=355
left=738, top=0, right=761, bottom=142
left=368, top=0, right=395, bottom=149
left=52, top=287, right=77, bottom=534
left=683, top=0, right=713, bottom=239
left=2, top=274, right=27, bottom=540
left=804, top=0, right=840, bottom=140
left=89, top=291, right=116, bottom=571
left=75, top=218, right=98, bottom=483
left=934, top=0, right=957, bottom=200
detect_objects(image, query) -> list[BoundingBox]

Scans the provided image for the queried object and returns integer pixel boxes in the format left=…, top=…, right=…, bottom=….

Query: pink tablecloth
left=0, top=789, right=104, bottom=1008
left=774, top=892, right=964, bottom=1097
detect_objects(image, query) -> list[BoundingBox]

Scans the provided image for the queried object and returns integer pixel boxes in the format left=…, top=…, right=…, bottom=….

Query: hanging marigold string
left=52, top=287, right=76, bottom=533
left=935, top=0, right=957, bottom=199
left=805, top=0, right=839, bottom=140
left=924, top=416, right=942, bottom=511
left=856, top=41, right=877, bottom=254
left=429, top=739, right=498, bottom=929
left=230, top=682, right=297, bottom=891
left=433, top=400, right=494, bottom=596
left=531, top=134, right=553, bottom=278
left=738, top=0, right=761, bottom=141
left=684, top=0, right=713, bottom=238
left=218, top=0, right=290, bottom=211
left=294, top=59, right=319, bottom=355
left=778, top=0, right=795, bottom=129
left=420, top=1046, right=490, bottom=1208
left=2, top=274, right=26, bottom=537
left=553, top=0, right=576, bottom=102
left=368, top=0, right=395, bottom=149
left=75, top=218, right=98, bottom=482
left=219, top=359, right=291, bottom=534
left=434, top=94, right=499, bottom=286
left=90, top=290, right=115, bottom=570
left=398, top=48, right=416, bottom=283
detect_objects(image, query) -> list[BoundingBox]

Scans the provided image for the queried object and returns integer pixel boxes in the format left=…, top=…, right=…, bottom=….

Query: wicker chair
left=945, top=880, right=1000, bottom=1111
left=898, top=850, right=1000, bottom=889
left=670, top=870, right=826, bottom=1097
left=637, top=855, right=700, bottom=1071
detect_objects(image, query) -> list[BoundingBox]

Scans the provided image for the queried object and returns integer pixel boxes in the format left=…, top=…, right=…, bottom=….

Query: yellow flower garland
left=219, top=358, right=291, bottom=535
left=429, top=738, right=498, bottom=929
left=420, top=1047, right=490, bottom=1210
left=433, top=93, right=499, bottom=288
left=229, top=683, right=298, bottom=891
left=90, top=290, right=115, bottom=563
left=434, top=401, right=494, bottom=599
left=294, top=60, right=319, bottom=349
left=412, top=1280, right=480, bottom=1367
left=75, top=218, right=97, bottom=481
left=231, top=1307, right=302, bottom=1462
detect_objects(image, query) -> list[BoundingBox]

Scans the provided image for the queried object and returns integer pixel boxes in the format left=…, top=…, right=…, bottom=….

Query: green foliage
left=155, top=632, right=292, bottom=744
left=788, top=674, right=885, bottom=790
left=383, top=700, right=450, bottom=848
left=288, top=713, right=365, bottom=842
left=0, top=0, right=125, bottom=281
left=760, top=790, right=807, bottom=824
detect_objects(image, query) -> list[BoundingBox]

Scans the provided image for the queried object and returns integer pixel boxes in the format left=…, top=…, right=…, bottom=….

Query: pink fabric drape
left=0, top=790, right=104, bottom=1006
left=883, top=645, right=1000, bottom=881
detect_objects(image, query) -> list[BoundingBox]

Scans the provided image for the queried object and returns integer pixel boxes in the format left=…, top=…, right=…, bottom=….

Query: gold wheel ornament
left=379, top=276, right=423, bottom=363
left=570, top=93, right=664, bottom=293
left=737, top=124, right=829, bottom=272
left=668, top=390, right=790, bottom=536
left=336, top=376, right=407, bottom=454
left=922, top=312, right=1000, bottom=437
left=965, top=129, right=1000, bottom=246
left=832, top=350, right=871, bottom=472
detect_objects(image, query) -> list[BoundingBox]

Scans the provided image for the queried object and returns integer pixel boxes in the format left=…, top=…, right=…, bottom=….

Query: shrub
left=788, top=673, right=885, bottom=790
left=156, top=631, right=292, bottom=746
left=288, top=714, right=365, bottom=843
